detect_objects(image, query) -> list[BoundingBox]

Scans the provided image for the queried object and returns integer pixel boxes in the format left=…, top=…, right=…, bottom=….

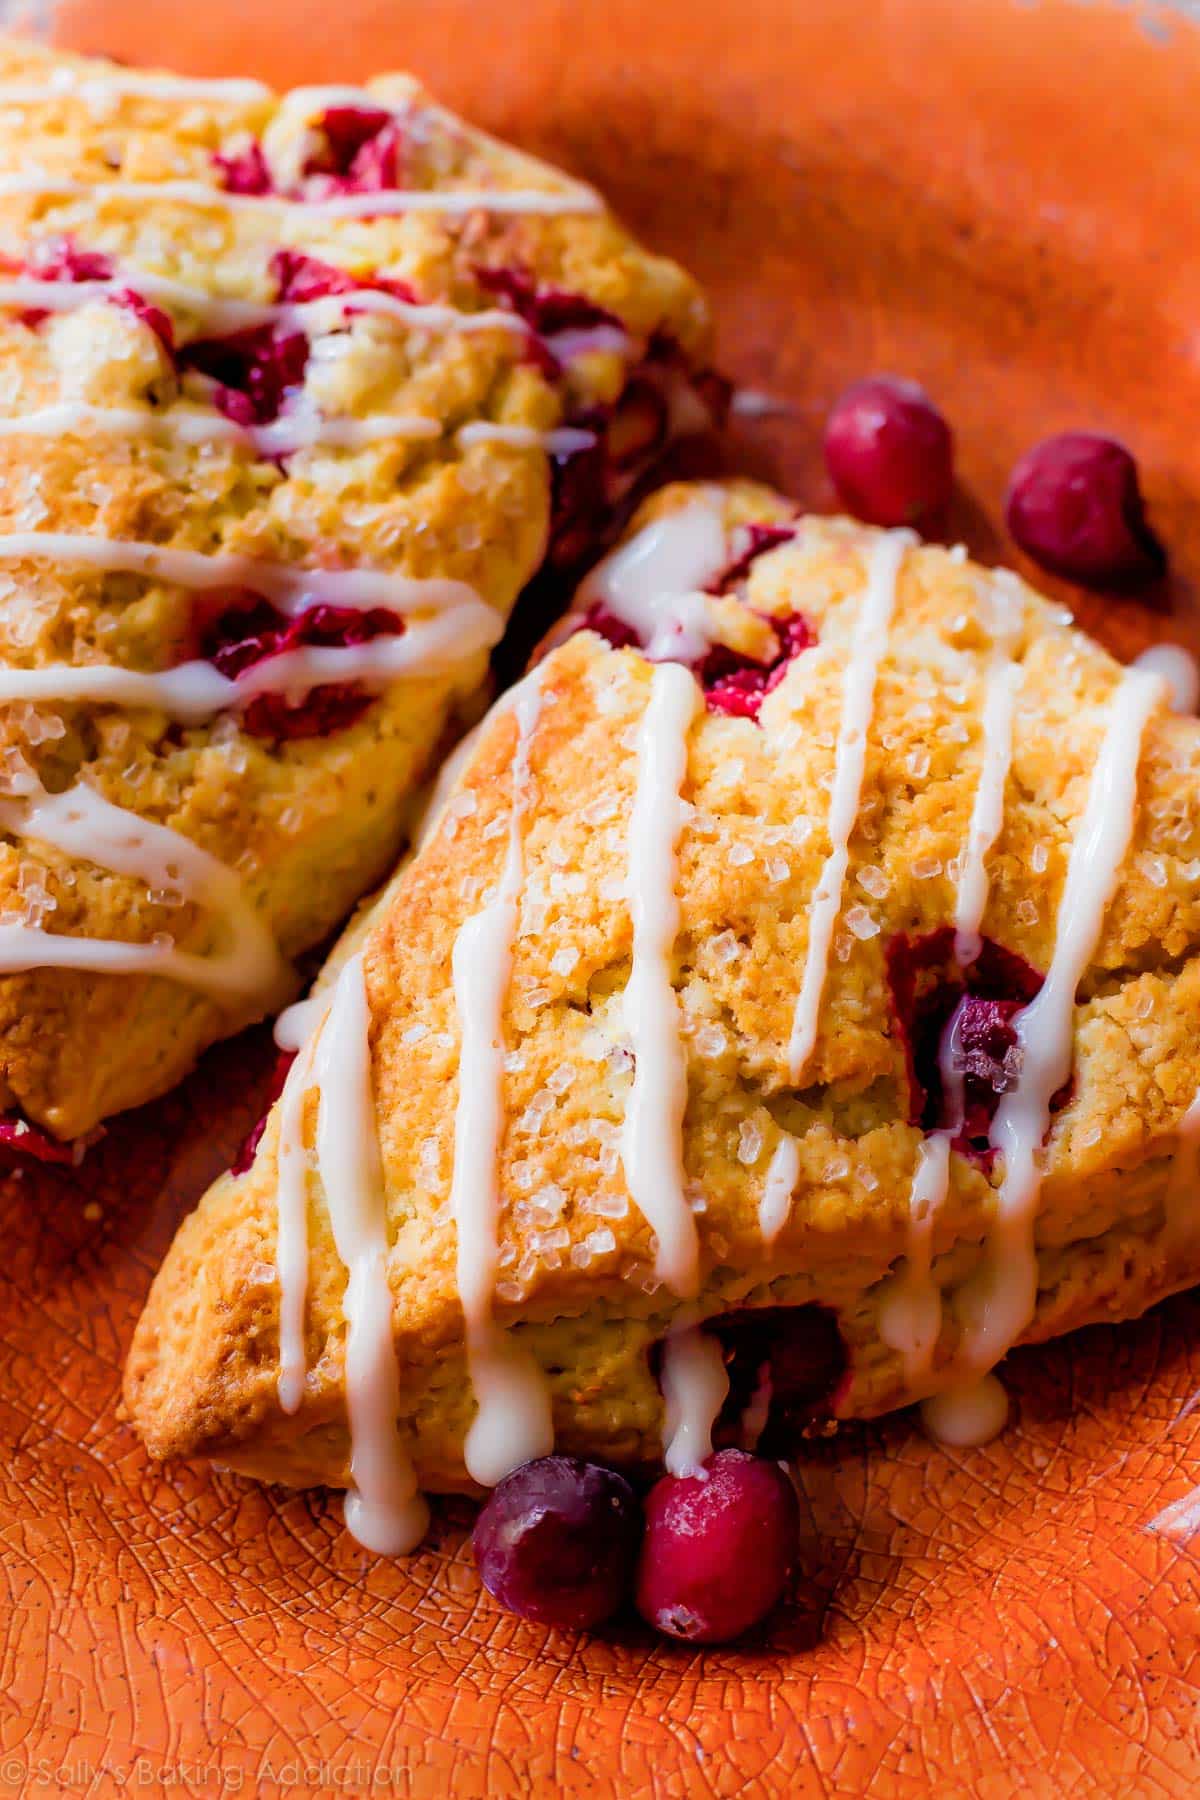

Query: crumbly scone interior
left=125, top=477, right=1200, bottom=1509
left=0, top=37, right=712, bottom=1138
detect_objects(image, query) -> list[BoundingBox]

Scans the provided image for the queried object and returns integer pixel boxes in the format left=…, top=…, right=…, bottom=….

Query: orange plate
left=5, top=0, right=1200, bottom=1793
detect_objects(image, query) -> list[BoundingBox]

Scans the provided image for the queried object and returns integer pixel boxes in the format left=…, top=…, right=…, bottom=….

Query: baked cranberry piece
left=709, top=524, right=796, bottom=596
left=214, top=141, right=274, bottom=196
left=0, top=1113, right=75, bottom=1169
left=885, top=926, right=1060, bottom=1157
left=472, top=1455, right=642, bottom=1630
left=698, top=611, right=814, bottom=721
left=303, top=106, right=405, bottom=194
left=181, top=325, right=309, bottom=429
left=14, top=238, right=115, bottom=327
left=705, top=1305, right=847, bottom=1454
left=1005, top=432, right=1166, bottom=590
left=474, top=264, right=624, bottom=377
left=200, top=596, right=403, bottom=740
left=636, top=1450, right=799, bottom=1644
left=230, top=1051, right=296, bottom=1175
left=270, top=248, right=417, bottom=308
left=113, top=288, right=175, bottom=355
left=824, top=374, right=954, bottom=528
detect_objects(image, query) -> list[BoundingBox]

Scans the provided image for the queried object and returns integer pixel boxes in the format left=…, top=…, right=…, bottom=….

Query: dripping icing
left=448, top=671, right=554, bottom=1487
left=661, top=1323, right=729, bottom=1477
left=314, top=954, right=428, bottom=1554
left=620, top=660, right=701, bottom=1295
left=788, top=528, right=913, bottom=1082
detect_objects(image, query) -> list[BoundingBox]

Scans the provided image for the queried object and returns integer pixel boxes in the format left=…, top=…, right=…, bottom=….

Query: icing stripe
left=758, top=1132, right=800, bottom=1244
left=661, top=1323, right=729, bottom=1476
left=0, top=531, right=479, bottom=617
left=961, top=666, right=1165, bottom=1374
left=448, top=672, right=554, bottom=1487
left=788, top=529, right=913, bottom=1082
left=0, top=172, right=601, bottom=218
left=0, top=403, right=596, bottom=461
left=0, top=71, right=271, bottom=106
left=275, top=1036, right=318, bottom=1414
left=575, top=492, right=730, bottom=662
left=0, top=274, right=528, bottom=341
left=620, top=660, right=700, bottom=1296
left=314, top=953, right=428, bottom=1555
left=0, top=606, right=501, bottom=722
left=0, top=779, right=290, bottom=1003
left=954, top=577, right=1025, bottom=967
left=879, top=1134, right=951, bottom=1386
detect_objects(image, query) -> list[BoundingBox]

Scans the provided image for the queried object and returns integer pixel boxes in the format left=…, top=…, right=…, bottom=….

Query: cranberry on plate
left=823, top=374, right=954, bottom=528
left=472, top=1455, right=642, bottom=1630
left=635, top=1448, right=799, bottom=1644
left=1004, top=431, right=1166, bottom=590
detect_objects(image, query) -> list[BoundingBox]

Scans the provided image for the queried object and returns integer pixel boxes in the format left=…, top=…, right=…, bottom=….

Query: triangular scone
left=0, top=38, right=713, bottom=1143
left=126, top=478, right=1200, bottom=1521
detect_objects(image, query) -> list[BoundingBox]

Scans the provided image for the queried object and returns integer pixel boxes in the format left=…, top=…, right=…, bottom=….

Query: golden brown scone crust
left=125, top=480, right=1200, bottom=1493
left=0, top=39, right=710, bottom=1137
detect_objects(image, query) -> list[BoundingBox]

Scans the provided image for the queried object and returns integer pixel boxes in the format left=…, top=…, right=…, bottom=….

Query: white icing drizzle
left=758, top=1132, right=800, bottom=1244
left=661, top=1323, right=729, bottom=1477
left=959, top=666, right=1165, bottom=1375
left=448, top=672, right=554, bottom=1487
left=0, top=778, right=289, bottom=1002
left=0, top=403, right=596, bottom=462
left=920, top=1372, right=1008, bottom=1447
left=274, top=990, right=327, bottom=1053
left=0, top=69, right=272, bottom=106
left=0, top=172, right=601, bottom=219
left=314, top=953, right=428, bottom=1554
left=0, top=531, right=478, bottom=617
left=0, top=274, right=528, bottom=342
left=0, top=602, right=500, bottom=722
left=1164, top=1091, right=1200, bottom=1251
left=575, top=492, right=730, bottom=662
left=1132, top=644, right=1199, bottom=716
left=788, top=529, right=913, bottom=1082
left=274, top=1035, right=318, bottom=1414
left=954, top=575, right=1025, bottom=967
left=620, top=660, right=701, bottom=1296
left=879, top=1133, right=951, bottom=1386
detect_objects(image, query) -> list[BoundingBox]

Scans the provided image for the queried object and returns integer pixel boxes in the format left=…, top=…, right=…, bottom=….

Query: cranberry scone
left=125, top=478, right=1200, bottom=1552
left=0, top=39, right=714, bottom=1146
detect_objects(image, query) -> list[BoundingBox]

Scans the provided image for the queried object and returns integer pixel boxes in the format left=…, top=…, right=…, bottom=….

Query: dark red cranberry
left=180, top=325, right=309, bottom=428
left=199, top=595, right=404, bottom=740
left=824, top=375, right=954, bottom=528
left=230, top=1051, right=296, bottom=1175
left=472, top=1455, right=642, bottom=1630
left=270, top=248, right=417, bottom=308
left=474, top=264, right=622, bottom=347
left=214, top=141, right=274, bottom=195
left=636, top=1449, right=798, bottom=1644
left=1005, top=432, right=1166, bottom=590
left=303, top=106, right=404, bottom=193
left=0, top=1113, right=75, bottom=1169
left=704, top=1306, right=846, bottom=1454
left=578, top=601, right=643, bottom=652
left=884, top=927, right=1067, bottom=1158
left=699, top=611, right=814, bottom=721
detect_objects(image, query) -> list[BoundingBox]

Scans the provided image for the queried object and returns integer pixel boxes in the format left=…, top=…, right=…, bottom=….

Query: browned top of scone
left=0, top=37, right=710, bottom=1134
left=124, top=478, right=1200, bottom=1483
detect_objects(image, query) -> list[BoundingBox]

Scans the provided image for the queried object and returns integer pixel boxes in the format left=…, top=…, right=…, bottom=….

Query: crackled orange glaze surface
left=3, top=0, right=1200, bottom=1792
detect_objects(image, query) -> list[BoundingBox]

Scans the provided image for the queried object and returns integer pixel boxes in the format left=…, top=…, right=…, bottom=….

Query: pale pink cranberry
left=269, top=248, right=417, bottom=307
left=214, top=141, right=274, bottom=195
left=824, top=375, right=954, bottom=527
left=1005, top=432, right=1166, bottom=589
left=472, top=1455, right=642, bottom=1630
left=302, top=107, right=404, bottom=193
left=636, top=1449, right=799, bottom=1644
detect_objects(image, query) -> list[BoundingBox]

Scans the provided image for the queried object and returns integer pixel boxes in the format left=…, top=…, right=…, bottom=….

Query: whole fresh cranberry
left=636, top=1449, right=799, bottom=1644
left=1004, top=432, right=1166, bottom=589
left=472, top=1455, right=642, bottom=1630
left=824, top=375, right=954, bottom=528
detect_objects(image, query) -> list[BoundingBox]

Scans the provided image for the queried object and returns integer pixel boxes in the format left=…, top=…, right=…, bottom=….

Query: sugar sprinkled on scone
left=0, top=36, right=714, bottom=1141
left=126, top=478, right=1200, bottom=1555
